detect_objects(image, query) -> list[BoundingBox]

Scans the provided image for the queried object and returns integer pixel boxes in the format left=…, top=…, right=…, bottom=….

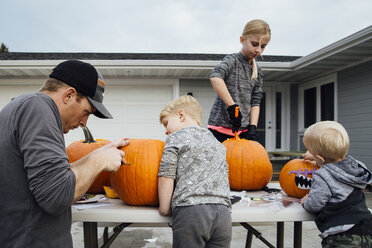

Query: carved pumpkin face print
left=291, top=167, right=316, bottom=190
left=279, top=159, right=319, bottom=198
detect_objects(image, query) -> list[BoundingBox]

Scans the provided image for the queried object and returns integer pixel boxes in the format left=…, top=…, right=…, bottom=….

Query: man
left=0, top=60, right=129, bottom=247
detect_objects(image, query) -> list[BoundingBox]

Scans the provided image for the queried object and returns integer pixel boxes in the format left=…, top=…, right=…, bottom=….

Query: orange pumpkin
left=66, top=127, right=111, bottom=193
left=223, top=138, right=273, bottom=190
left=110, top=138, right=165, bottom=206
left=279, top=159, right=319, bottom=198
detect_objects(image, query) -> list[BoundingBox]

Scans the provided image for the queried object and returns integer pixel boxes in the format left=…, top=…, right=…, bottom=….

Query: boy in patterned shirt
left=158, top=95, right=232, bottom=248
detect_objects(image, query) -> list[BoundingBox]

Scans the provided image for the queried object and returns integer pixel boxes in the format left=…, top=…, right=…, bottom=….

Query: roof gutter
left=290, top=25, right=372, bottom=70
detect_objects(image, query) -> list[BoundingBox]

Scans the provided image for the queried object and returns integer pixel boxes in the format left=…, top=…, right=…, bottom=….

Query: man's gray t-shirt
left=208, top=52, right=264, bottom=129
left=0, top=92, right=75, bottom=247
left=158, top=126, right=231, bottom=210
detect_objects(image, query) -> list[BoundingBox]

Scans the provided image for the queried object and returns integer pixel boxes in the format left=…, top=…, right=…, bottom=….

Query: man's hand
left=92, top=138, right=130, bottom=172
left=227, top=104, right=242, bottom=134
left=246, top=124, right=258, bottom=141
left=70, top=138, right=130, bottom=203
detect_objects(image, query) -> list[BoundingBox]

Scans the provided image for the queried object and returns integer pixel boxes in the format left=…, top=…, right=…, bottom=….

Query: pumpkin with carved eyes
left=279, top=159, right=319, bottom=198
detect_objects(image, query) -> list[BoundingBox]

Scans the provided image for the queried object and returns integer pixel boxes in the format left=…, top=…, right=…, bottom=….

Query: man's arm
left=158, top=176, right=174, bottom=216
left=70, top=138, right=129, bottom=203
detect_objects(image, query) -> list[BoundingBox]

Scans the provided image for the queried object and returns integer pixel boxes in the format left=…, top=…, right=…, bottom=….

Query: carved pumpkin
left=279, top=159, right=319, bottom=198
left=110, top=139, right=165, bottom=206
left=223, top=138, right=273, bottom=190
left=66, top=127, right=111, bottom=193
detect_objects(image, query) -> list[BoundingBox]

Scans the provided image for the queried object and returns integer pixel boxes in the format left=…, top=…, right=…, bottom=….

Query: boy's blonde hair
left=304, top=121, right=349, bottom=163
left=242, top=19, right=271, bottom=80
left=159, top=95, right=202, bottom=126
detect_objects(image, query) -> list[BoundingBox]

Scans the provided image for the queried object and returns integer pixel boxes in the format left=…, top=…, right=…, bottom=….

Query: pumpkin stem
left=82, top=126, right=96, bottom=143
left=234, top=132, right=240, bottom=140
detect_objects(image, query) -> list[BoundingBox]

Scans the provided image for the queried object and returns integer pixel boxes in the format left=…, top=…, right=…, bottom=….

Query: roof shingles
left=0, top=52, right=300, bottom=62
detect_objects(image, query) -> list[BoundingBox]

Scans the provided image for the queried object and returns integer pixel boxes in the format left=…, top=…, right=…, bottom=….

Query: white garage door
left=0, top=79, right=177, bottom=147
left=0, top=84, right=42, bottom=107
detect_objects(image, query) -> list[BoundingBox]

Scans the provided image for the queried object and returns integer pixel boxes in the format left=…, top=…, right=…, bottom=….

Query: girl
left=208, top=19, right=271, bottom=142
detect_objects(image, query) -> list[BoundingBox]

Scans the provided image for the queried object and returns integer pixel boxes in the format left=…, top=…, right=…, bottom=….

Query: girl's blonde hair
left=304, top=121, right=349, bottom=163
left=242, top=19, right=271, bottom=80
left=159, top=95, right=202, bottom=126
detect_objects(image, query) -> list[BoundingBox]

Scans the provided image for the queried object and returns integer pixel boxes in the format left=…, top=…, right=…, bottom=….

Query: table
left=72, top=186, right=316, bottom=248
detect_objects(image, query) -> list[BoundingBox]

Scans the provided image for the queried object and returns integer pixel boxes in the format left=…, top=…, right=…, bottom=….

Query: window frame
left=262, top=83, right=290, bottom=152
left=298, top=74, right=338, bottom=133
left=274, top=84, right=290, bottom=151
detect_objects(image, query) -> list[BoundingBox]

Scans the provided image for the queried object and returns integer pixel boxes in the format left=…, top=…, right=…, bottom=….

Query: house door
left=257, top=86, right=275, bottom=151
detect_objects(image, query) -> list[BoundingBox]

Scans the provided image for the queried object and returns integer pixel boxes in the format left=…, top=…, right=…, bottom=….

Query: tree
left=1, top=43, right=9, bottom=53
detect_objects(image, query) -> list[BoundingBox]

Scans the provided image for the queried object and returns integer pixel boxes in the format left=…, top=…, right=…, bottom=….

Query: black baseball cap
left=49, top=60, right=113, bottom=119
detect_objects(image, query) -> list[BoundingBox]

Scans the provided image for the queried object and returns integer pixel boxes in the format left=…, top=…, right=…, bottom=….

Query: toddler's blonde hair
left=304, top=121, right=349, bottom=163
left=159, top=95, right=202, bottom=126
left=241, top=19, right=271, bottom=80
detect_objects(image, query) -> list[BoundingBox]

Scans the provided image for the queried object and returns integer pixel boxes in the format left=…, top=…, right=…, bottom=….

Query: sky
left=1, top=0, right=371, bottom=56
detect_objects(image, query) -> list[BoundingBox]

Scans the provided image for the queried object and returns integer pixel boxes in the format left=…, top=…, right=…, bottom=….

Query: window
left=304, top=87, right=316, bottom=128
left=257, top=92, right=266, bottom=147
left=321, top=82, right=334, bottom=121
left=276, top=92, right=282, bottom=149
left=299, top=75, right=337, bottom=132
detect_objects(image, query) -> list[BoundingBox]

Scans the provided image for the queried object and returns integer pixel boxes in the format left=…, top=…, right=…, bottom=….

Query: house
left=1, top=26, right=371, bottom=171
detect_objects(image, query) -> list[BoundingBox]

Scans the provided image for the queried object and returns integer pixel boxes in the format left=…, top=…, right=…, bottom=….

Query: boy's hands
left=300, top=194, right=309, bottom=205
left=158, top=177, right=174, bottom=216
left=227, top=104, right=242, bottom=134
left=302, top=151, right=314, bottom=162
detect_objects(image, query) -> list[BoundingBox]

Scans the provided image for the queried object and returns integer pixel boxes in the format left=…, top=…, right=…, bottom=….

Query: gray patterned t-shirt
left=158, top=126, right=231, bottom=210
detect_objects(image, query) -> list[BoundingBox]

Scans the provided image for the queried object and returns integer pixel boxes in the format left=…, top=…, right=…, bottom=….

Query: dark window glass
left=257, top=92, right=266, bottom=147
left=299, top=135, right=306, bottom=151
left=276, top=92, right=282, bottom=149
left=304, top=87, right=316, bottom=128
left=321, top=82, right=334, bottom=121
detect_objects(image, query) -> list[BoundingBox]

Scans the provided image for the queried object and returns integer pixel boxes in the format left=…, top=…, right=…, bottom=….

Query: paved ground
left=71, top=190, right=372, bottom=248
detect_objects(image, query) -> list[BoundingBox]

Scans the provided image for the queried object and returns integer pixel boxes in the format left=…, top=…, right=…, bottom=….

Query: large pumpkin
left=223, top=138, right=273, bottom=190
left=279, top=159, right=319, bottom=198
left=66, top=126, right=111, bottom=193
left=110, top=139, right=165, bottom=206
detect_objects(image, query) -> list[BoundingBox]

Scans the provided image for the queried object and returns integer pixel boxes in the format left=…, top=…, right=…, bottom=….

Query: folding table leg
left=83, top=222, right=98, bottom=248
left=240, top=222, right=275, bottom=248
left=276, top=222, right=284, bottom=248
left=101, top=223, right=132, bottom=248
left=245, top=228, right=253, bottom=248
left=103, top=227, right=109, bottom=243
left=293, top=221, right=302, bottom=248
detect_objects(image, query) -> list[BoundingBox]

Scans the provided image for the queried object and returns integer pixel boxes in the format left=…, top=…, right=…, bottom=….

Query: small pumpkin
left=66, top=126, right=111, bottom=193
left=110, top=138, right=165, bottom=206
left=103, top=186, right=119, bottom=199
left=223, top=137, right=273, bottom=190
left=279, top=159, right=319, bottom=198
